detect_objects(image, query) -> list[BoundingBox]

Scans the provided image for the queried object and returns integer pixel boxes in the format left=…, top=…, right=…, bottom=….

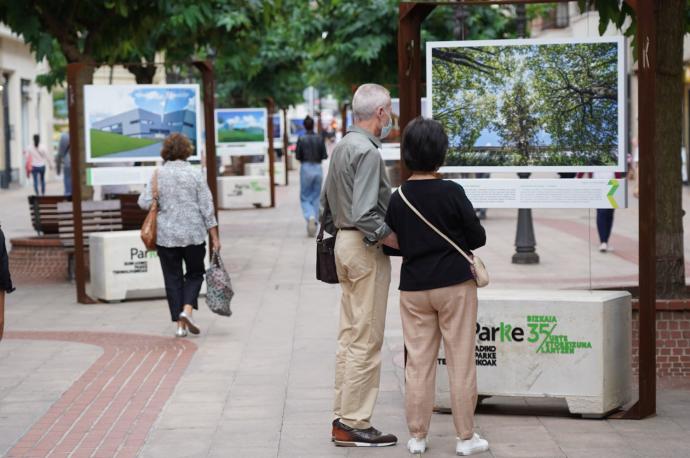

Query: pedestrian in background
left=0, top=223, right=15, bottom=341
left=296, top=115, right=327, bottom=237
left=321, top=83, right=399, bottom=447
left=56, top=132, right=72, bottom=196
left=139, top=133, right=220, bottom=338
left=385, top=117, right=488, bottom=456
left=593, top=171, right=616, bottom=252
left=24, top=134, right=52, bottom=195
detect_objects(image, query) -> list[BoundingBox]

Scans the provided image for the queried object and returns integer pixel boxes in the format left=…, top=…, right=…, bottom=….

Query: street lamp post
left=512, top=172, right=540, bottom=265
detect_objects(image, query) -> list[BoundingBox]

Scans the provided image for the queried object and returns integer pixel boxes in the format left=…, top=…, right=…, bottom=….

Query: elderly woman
left=384, top=118, right=488, bottom=456
left=139, top=133, right=220, bottom=337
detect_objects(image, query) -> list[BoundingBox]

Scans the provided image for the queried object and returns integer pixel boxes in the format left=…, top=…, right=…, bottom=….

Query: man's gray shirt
left=320, top=126, right=392, bottom=243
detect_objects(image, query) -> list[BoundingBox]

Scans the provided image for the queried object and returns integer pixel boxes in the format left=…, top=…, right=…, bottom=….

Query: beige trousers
left=400, top=280, right=478, bottom=440
left=333, top=230, right=391, bottom=429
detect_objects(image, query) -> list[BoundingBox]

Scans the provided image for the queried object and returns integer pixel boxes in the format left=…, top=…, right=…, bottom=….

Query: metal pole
left=512, top=189, right=539, bottom=264
left=266, top=98, right=276, bottom=208
left=511, top=12, right=539, bottom=265
left=66, top=63, right=95, bottom=304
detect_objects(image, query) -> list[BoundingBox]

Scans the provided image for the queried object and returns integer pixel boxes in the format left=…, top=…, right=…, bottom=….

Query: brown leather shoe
left=332, top=419, right=397, bottom=447
left=331, top=418, right=338, bottom=442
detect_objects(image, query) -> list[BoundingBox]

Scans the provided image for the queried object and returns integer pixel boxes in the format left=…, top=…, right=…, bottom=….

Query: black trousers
left=596, top=209, right=615, bottom=244
left=157, top=243, right=206, bottom=322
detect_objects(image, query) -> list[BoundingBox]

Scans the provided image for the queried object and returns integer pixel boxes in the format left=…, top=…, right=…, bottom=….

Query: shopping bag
left=205, top=251, right=234, bottom=316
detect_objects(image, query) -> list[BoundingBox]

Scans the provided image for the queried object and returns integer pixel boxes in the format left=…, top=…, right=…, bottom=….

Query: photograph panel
left=215, top=108, right=268, bottom=145
left=428, top=37, right=624, bottom=172
left=84, top=84, right=201, bottom=163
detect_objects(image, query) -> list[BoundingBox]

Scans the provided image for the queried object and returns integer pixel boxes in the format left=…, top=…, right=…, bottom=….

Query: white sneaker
left=307, top=217, right=317, bottom=237
left=599, top=242, right=608, bottom=252
left=407, top=437, right=427, bottom=454
left=179, top=311, right=200, bottom=335
left=175, top=327, right=187, bottom=338
left=456, top=433, right=489, bottom=456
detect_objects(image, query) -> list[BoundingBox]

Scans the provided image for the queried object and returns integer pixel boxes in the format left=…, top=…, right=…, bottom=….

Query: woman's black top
left=384, top=179, right=486, bottom=292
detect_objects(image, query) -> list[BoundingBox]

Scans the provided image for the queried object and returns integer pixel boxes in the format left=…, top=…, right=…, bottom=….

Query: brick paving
left=4, top=332, right=196, bottom=458
left=0, top=171, right=689, bottom=457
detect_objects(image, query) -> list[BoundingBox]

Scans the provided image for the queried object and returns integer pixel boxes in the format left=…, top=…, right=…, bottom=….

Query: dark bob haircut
left=303, top=115, right=314, bottom=131
left=402, top=117, right=448, bottom=172
left=161, top=133, right=193, bottom=162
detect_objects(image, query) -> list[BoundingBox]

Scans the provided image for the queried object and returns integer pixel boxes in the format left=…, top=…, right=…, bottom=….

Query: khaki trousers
left=333, top=230, right=391, bottom=429
left=400, top=280, right=478, bottom=440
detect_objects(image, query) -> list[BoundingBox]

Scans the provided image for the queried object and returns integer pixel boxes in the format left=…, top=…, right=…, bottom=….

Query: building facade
left=0, top=24, right=54, bottom=189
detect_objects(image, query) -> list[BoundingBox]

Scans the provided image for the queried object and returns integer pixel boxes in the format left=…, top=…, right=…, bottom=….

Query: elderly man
left=320, top=83, right=399, bottom=447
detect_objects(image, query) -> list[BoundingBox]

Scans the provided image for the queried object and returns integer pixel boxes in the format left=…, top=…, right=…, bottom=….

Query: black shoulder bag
left=316, top=196, right=339, bottom=284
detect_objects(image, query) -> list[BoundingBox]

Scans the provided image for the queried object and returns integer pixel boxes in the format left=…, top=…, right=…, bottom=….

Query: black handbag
left=316, top=199, right=339, bottom=284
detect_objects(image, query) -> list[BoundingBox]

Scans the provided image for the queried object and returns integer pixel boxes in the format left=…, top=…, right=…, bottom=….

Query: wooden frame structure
left=282, top=109, right=290, bottom=185
left=398, top=0, right=657, bottom=419
left=66, top=61, right=219, bottom=305
left=266, top=98, right=277, bottom=207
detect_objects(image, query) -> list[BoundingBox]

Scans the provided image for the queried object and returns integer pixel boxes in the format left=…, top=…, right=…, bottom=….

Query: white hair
left=352, top=83, right=390, bottom=121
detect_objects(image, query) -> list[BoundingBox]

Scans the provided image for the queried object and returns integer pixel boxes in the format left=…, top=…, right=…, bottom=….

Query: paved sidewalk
left=0, top=171, right=689, bottom=457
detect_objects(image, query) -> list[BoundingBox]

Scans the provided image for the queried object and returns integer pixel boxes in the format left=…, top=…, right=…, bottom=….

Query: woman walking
left=139, top=133, right=220, bottom=337
left=24, top=134, right=52, bottom=195
left=384, top=118, right=488, bottom=455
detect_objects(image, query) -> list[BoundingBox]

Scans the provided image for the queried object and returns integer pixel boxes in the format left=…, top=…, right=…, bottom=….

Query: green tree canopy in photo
left=495, top=78, right=539, bottom=164
left=525, top=43, right=618, bottom=164
left=431, top=41, right=619, bottom=167
left=432, top=46, right=502, bottom=150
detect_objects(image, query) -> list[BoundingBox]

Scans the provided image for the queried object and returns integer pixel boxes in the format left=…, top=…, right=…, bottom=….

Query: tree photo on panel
left=430, top=39, right=620, bottom=169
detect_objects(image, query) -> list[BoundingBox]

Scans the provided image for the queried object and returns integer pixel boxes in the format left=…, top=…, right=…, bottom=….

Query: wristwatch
left=363, top=236, right=377, bottom=247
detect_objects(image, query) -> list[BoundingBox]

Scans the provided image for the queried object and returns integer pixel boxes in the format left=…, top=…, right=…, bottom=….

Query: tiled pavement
left=1, top=171, right=689, bottom=457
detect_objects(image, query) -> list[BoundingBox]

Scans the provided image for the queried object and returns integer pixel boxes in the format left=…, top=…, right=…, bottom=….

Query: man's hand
left=381, top=232, right=399, bottom=250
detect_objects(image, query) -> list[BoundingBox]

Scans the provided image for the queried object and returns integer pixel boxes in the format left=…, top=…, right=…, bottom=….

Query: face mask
left=379, top=110, right=393, bottom=139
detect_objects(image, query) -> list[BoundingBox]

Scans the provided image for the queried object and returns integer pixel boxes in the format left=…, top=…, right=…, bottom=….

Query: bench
left=28, top=195, right=72, bottom=235
left=104, top=193, right=148, bottom=230
left=57, top=201, right=123, bottom=280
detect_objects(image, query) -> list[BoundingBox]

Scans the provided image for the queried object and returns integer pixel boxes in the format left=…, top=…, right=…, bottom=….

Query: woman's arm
left=209, top=226, right=221, bottom=252
left=138, top=174, right=155, bottom=210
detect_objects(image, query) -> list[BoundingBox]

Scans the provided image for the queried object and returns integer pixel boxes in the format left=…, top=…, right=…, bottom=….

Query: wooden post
left=193, top=61, right=219, bottom=260
left=398, top=3, right=434, bottom=183
left=266, top=98, right=276, bottom=208
left=611, top=0, right=657, bottom=420
left=192, top=61, right=219, bottom=221
left=66, top=63, right=96, bottom=304
left=282, top=108, right=290, bottom=184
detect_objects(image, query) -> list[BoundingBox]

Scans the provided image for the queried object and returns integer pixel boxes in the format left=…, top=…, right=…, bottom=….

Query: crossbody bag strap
left=398, top=187, right=474, bottom=266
